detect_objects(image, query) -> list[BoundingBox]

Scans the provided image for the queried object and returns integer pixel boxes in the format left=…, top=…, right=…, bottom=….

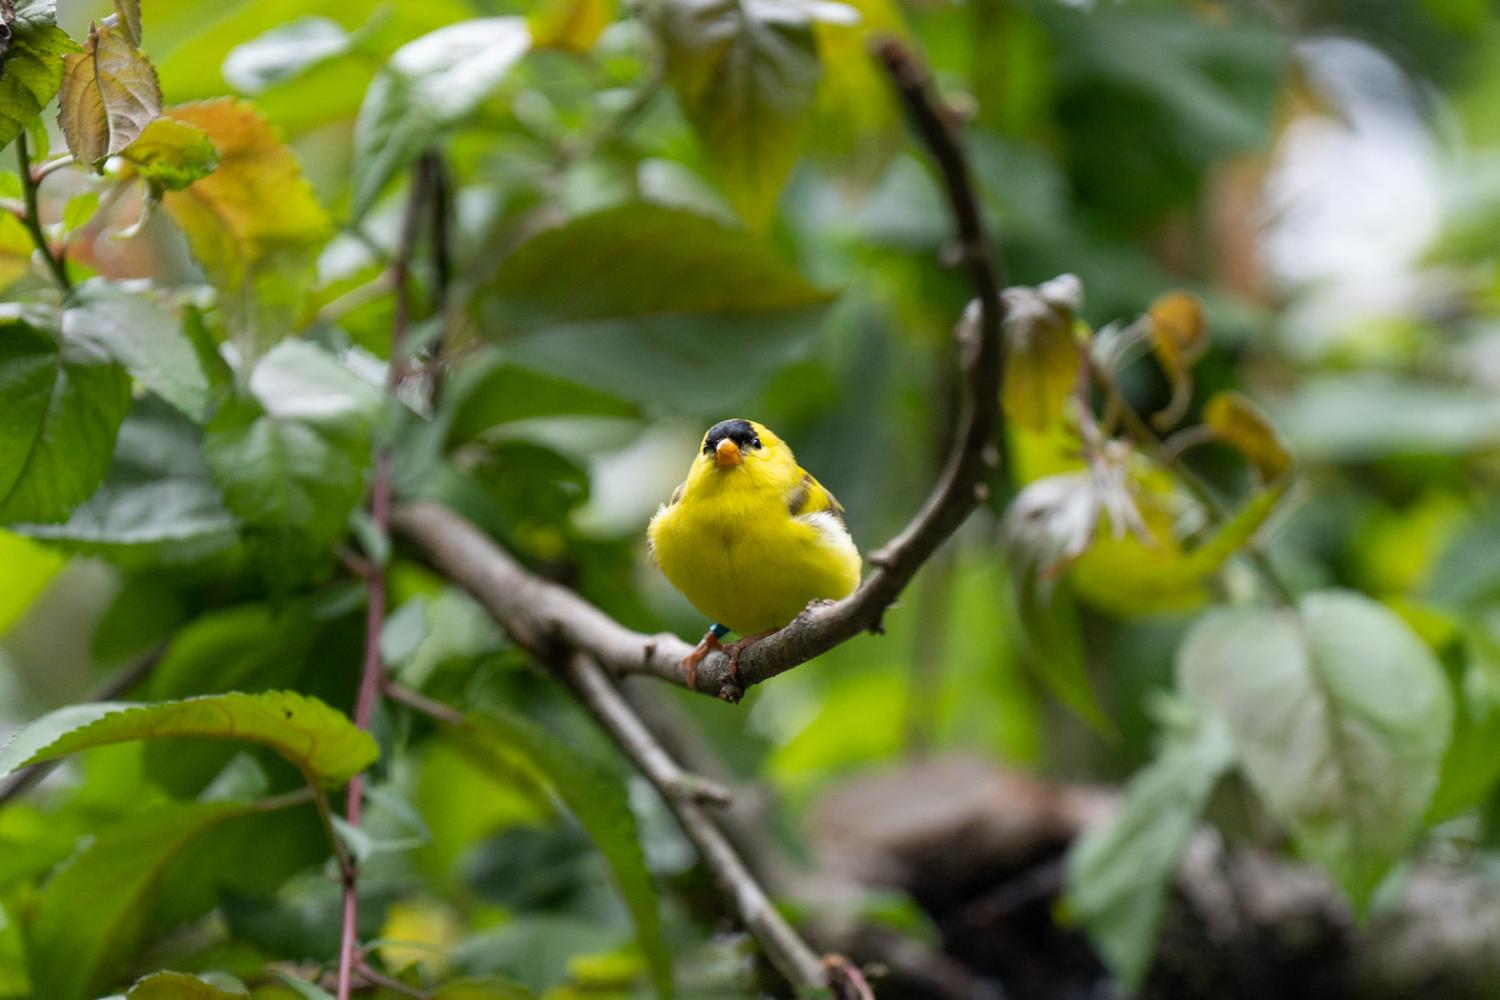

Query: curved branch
left=557, top=654, right=847, bottom=995
left=394, top=39, right=1007, bottom=701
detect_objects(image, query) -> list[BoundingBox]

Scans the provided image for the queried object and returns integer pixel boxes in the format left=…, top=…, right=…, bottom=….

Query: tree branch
left=555, top=653, right=873, bottom=995
left=386, top=672, right=838, bottom=992
left=394, top=39, right=1007, bottom=702
left=15, top=131, right=71, bottom=291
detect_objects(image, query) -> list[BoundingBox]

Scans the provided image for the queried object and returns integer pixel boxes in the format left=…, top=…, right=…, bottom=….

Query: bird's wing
left=787, top=469, right=846, bottom=525
left=645, top=481, right=685, bottom=565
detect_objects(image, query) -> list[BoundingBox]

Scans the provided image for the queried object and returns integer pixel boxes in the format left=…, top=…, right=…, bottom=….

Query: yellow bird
left=648, top=419, right=861, bottom=688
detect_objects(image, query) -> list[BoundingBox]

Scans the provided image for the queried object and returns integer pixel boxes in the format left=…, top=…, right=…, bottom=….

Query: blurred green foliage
left=3, top=0, right=1500, bottom=997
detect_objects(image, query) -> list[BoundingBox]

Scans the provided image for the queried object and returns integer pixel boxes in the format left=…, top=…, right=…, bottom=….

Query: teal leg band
left=710, top=623, right=730, bottom=640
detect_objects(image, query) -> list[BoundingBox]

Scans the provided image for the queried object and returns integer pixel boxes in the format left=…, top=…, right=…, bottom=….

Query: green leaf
left=433, top=977, right=535, bottom=1000
left=442, top=352, right=638, bottom=445
left=0, top=0, right=79, bottom=152
left=204, top=398, right=368, bottom=571
left=1178, top=591, right=1452, bottom=910
left=0, top=690, right=378, bottom=785
left=273, top=973, right=335, bottom=1000
left=0, top=530, right=64, bottom=635
left=501, top=311, right=820, bottom=413
left=121, top=117, right=218, bottom=190
left=57, top=17, right=162, bottom=166
left=1066, top=709, right=1234, bottom=990
left=64, top=279, right=214, bottom=422
left=149, top=602, right=313, bottom=701
left=14, top=399, right=236, bottom=563
left=350, top=17, right=529, bottom=220
left=1270, top=374, right=1500, bottom=461
left=0, top=318, right=132, bottom=526
left=460, top=710, right=672, bottom=999
left=221, top=17, right=352, bottom=95
left=1010, top=567, right=1110, bottom=734
left=203, top=340, right=379, bottom=581
left=528, top=0, right=612, bottom=53
left=660, top=0, right=833, bottom=228
left=159, top=99, right=330, bottom=354
left=61, top=189, right=100, bottom=231
left=24, top=801, right=251, bottom=1000
left=0, top=902, right=29, bottom=999
left=126, top=971, right=248, bottom=999
left=483, top=203, right=833, bottom=331
left=1427, top=619, right=1500, bottom=822
left=0, top=212, right=34, bottom=291
left=1073, top=478, right=1289, bottom=618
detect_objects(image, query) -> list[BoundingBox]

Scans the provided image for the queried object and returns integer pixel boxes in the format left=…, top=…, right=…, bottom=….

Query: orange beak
left=715, top=438, right=743, bottom=467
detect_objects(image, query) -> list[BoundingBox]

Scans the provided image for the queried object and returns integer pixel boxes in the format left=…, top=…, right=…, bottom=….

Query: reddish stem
left=334, top=157, right=436, bottom=1000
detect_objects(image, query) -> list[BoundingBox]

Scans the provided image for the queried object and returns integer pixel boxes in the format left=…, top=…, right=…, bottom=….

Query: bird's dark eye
left=751, top=437, right=762, bottom=448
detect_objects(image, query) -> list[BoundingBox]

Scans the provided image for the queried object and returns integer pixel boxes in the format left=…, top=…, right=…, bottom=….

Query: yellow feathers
left=648, top=419, right=861, bottom=637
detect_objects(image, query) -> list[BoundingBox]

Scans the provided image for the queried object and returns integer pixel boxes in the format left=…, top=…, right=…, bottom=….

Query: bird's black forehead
left=704, top=419, right=757, bottom=450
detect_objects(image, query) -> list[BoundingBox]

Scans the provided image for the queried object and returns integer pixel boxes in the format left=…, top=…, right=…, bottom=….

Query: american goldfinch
left=648, top=419, right=861, bottom=688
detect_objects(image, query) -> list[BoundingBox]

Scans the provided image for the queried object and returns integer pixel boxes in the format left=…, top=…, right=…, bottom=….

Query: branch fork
left=387, top=37, right=1019, bottom=999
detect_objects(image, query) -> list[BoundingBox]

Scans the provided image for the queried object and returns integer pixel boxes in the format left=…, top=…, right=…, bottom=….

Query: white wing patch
left=799, top=510, right=857, bottom=560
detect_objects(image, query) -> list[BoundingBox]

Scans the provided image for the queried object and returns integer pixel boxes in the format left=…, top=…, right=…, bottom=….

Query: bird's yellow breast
left=648, top=466, right=860, bottom=637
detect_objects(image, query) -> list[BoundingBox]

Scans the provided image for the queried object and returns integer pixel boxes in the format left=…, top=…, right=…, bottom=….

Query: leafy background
left=3, top=0, right=1500, bottom=998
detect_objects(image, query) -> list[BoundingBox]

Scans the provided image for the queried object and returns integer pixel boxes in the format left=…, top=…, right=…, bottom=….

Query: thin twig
left=316, top=271, right=396, bottom=327
left=383, top=679, right=463, bottom=727
left=15, top=132, right=71, bottom=290
left=252, top=786, right=318, bottom=813
left=423, top=151, right=453, bottom=408
left=32, top=154, right=74, bottom=182
left=308, top=781, right=357, bottom=883
left=387, top=673, right=809, bottom=988
left=394, top=39, right=1008, bottom=703
left=0, top=646, right=164, bottom=806
left=335, top=155, right=438, bottom=1000
left=355, top=960, right=430, bottom=999
left=563, top=654, right=855, bottom=994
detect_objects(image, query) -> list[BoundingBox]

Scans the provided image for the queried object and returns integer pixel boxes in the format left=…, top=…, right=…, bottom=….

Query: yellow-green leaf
left=0, top=211, right=32, bottom=290
left=529, top=0, right=613, bottom=53
left=1002, top=283, right=1082, bottom=430
left=0, top=0, right=80, bottom=151
left=1147, top=290, right=1206, bottom=430
left=26, top=802, right=253, bottom=1000
left=0, top=530, right=64, bottom=635
left=0, top=690, right=377, bottom=785
left=660, top=0, right=843, bottom=229
left=160, top=98, right=329, bottom=353
left=811, top=0, right=906, bottom=167
left=122, top=116, right=218, bottom=190
left=1204, top=390, right=1292, bottom=482
left=57, top=18, right=162, bottom=166
left=1073, top=479, right=1288, bottom=617
left=126, top=971, right=248, bottom=999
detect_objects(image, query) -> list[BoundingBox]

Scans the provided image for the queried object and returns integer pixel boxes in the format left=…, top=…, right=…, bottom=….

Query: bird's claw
left=681, top=630, right=723, bottom=692
left=718, top=630, right=775, bottom=700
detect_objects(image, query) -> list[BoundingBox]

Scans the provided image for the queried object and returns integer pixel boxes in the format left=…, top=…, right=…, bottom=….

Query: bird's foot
left=682, top=630, right=724, bottom=692
left=723, top=630, right=775, bottom=694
